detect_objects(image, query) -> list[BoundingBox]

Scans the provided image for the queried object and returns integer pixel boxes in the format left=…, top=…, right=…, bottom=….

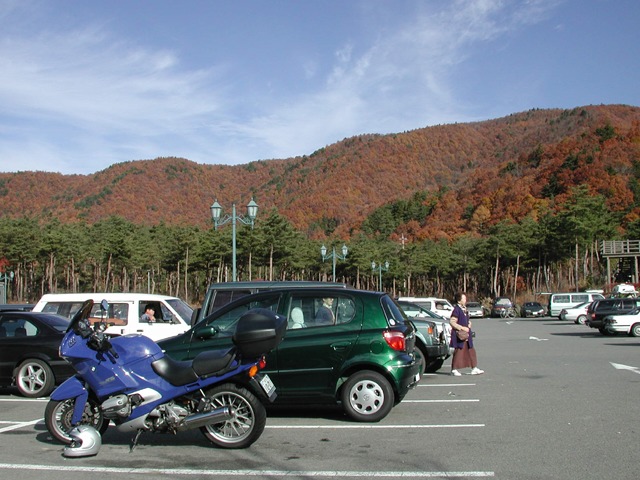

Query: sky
left=0, top=0, right=638, bottom=175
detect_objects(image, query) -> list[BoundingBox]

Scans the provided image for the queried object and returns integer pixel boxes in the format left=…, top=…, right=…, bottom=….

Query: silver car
left=466, top=301, right=485, bottom=318
left=603, top=308, right=640, bottom=336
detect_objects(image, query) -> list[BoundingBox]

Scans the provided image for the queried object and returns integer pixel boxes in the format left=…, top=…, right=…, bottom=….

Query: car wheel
left=576, top=315, right=587, bottom=325
left=413, top=347, right=426, bottom=375
left=341, top=370, right=394, bottom=422
left=426, top=358, right=445, bottom=373
left=15, top=358, right=55, bottom=398
left=630, top=323, right=640, bottom=337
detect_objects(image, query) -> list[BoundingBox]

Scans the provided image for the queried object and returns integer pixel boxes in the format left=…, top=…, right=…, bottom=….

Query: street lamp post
left=371, top=261, right=389, bottom=291
left=320, top=244, right=348, bottom=282
left=210, top=198, right=259, bottom=282
left=0, top=271, right=14, bottom=304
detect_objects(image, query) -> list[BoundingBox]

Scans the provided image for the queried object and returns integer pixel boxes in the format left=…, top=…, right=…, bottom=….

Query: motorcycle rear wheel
left=44, top=398, right=109, bottom=444
left=200, top=383, right=266, bottom=449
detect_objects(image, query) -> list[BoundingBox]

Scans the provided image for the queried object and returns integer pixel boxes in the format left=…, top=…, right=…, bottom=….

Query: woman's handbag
left=457, top=329, right=469, bottom=341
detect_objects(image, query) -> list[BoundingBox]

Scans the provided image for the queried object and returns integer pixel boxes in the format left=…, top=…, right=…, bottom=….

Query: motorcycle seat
left=152, top=348, right=236, bottom=387
left=192, top=347, right=236, bottom=378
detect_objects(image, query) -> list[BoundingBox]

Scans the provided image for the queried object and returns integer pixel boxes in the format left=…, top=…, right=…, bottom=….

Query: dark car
left=587, top=297, right=640, bottom=333
left=0, top=304, right=34, bottom=312
left=521, top=302, right=545, bottom=318
left=396, top=300, right=450, bottom=373
left=159, top=288, right=421, bottom=422
left=491, top=297, right=515, bottom=317
left=0, top=311, right=73, bottom=397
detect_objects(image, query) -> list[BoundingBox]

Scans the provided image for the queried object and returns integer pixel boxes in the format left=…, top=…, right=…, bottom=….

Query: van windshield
left=167, top=299, right=194, bottom=324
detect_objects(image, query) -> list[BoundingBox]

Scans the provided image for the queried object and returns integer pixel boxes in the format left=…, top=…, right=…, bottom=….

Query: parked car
left=0, top=304, right=34, bottom=312
left=32, top=293, right=193, bottom=342
left=397, top=300, right=452, bottom=354
left=0, top=311, right=75, bottom=397
left=603, top=309, right=640, bottom=336
left=159, top=288, right=421, bottom=422
left=466, top=301, right=485, bottom=318
left=559, top=302, right=591, bottom=324
left=397, top=296, right=454, bottom=319
left=491, top=297, right=515, bottom=317
left=396, top=300, right=450, bottom=373
left=547, top=291, right=604, bottom=318
left=194, top=280, right=348, bottom=324
left=521, top=302, right=545, bottom=318
left=587, top=297, right=640, bottom=333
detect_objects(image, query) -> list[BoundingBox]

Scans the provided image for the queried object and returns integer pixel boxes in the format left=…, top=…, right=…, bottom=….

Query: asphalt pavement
left=1, top=316, right=639, bottom=479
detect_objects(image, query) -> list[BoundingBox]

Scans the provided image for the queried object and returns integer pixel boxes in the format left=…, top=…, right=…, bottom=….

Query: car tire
left=576, top=315, right=587, bottom=325
left=630, top=323, right=640, bottom=337
left=341, top=370, right=394, bottom=422
left=15, top=358, right=55, bottom=398
left=426, top=358, right=444, bottom=373
left=413, top=347, right=426, bottom=375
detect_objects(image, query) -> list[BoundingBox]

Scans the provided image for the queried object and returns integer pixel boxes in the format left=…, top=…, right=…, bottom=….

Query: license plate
left=259, top=374, right=276, bottom=397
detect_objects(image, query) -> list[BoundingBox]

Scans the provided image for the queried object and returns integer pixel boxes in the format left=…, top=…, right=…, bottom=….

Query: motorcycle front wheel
left=44, top=398, right=109, bottom=444
left=200, top=383, right=266, bottom=449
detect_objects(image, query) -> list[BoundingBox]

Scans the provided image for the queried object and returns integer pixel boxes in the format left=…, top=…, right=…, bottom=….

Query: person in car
left=315, top=297, right=335, bottom=325
left=449, top=292, right=484, bottom=376
left=140, top=304, right=156, bottom=323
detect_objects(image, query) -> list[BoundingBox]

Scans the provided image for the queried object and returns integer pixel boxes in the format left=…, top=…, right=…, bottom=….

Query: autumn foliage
left=0, top=105, right=639, bottom=242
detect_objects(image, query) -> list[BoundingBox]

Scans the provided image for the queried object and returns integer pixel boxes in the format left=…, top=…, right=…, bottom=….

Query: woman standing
left=450, top=292, right=484, bottom=376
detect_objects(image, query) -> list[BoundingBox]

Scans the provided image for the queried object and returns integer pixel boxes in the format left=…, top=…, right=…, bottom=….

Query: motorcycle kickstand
left=130, top=429, right=144, bottom=452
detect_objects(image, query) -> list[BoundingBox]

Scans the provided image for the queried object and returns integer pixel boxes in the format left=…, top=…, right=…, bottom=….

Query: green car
left=159, top=288, right=421, bottom=422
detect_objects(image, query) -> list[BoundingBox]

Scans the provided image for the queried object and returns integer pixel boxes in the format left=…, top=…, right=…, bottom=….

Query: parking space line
left=418, top=383, right=476, bottom=387
left=267, top=424, right=485, bottom=429
left=0, top=419, right=40, bottom=433
left=404, top=399, right=479, bottom=403
left=0, top=398, right=47, bottom=402
left=0, top=463, right=495, bottom=477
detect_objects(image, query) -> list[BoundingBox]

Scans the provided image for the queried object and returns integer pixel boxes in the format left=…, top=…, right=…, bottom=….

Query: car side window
left=287, top=294, right=356, bottom=328
left=206, top=293, right=281, bottom=333
left=381, top=295, right=405, bottom=326
left=0, top=318, right=38, bottom=337
left=90, top=302, right=129, bottom=326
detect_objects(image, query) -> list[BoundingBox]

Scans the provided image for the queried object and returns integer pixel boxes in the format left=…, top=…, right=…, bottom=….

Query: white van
left=32, top=293, right=193, bottom=341
left=547, top=291, right=605, bottom=318
left=397, top=297, right=454, bottom=319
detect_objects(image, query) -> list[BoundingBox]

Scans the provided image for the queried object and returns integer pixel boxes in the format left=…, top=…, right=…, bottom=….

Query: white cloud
left=0, top=0, right=564, bottom=174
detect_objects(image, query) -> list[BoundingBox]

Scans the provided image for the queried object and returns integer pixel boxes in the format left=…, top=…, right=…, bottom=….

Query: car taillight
left=383, top=330, right=406, bottom=351
left=427, top=326, right=434, bottom=335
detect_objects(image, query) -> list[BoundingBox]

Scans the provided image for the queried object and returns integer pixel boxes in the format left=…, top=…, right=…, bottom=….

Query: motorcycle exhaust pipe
left=178, top=406, right=233, bottom=431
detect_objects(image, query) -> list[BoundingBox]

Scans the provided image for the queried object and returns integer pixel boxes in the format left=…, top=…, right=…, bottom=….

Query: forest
left=1, top=105, right=640, bottom=307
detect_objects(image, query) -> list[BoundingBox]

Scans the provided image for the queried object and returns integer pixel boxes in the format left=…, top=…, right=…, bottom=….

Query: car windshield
left=167, top=299, right=194, bottom=324
left=495, top=298, right=511, bottom=306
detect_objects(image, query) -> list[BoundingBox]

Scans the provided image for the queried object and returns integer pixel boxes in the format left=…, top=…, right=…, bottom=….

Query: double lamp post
left=210, top=198, right=259, bottom=282
left=320, top=244, right=348, bottom=282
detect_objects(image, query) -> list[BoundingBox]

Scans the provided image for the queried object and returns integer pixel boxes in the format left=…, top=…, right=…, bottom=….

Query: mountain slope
left=1, top=104, right=639, bottom=239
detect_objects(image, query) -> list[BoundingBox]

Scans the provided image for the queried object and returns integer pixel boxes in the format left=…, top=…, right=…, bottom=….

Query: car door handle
left=330, top=341, right=351, bottom=351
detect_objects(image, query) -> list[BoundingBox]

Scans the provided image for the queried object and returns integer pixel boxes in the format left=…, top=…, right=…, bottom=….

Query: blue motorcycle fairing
left=50, top=376, right=89, bottom=424
left=51, top=375, right=86, bottom=401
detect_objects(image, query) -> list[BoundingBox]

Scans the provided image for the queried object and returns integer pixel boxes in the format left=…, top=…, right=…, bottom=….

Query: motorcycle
left=44, top=299, right=286, bottom=456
